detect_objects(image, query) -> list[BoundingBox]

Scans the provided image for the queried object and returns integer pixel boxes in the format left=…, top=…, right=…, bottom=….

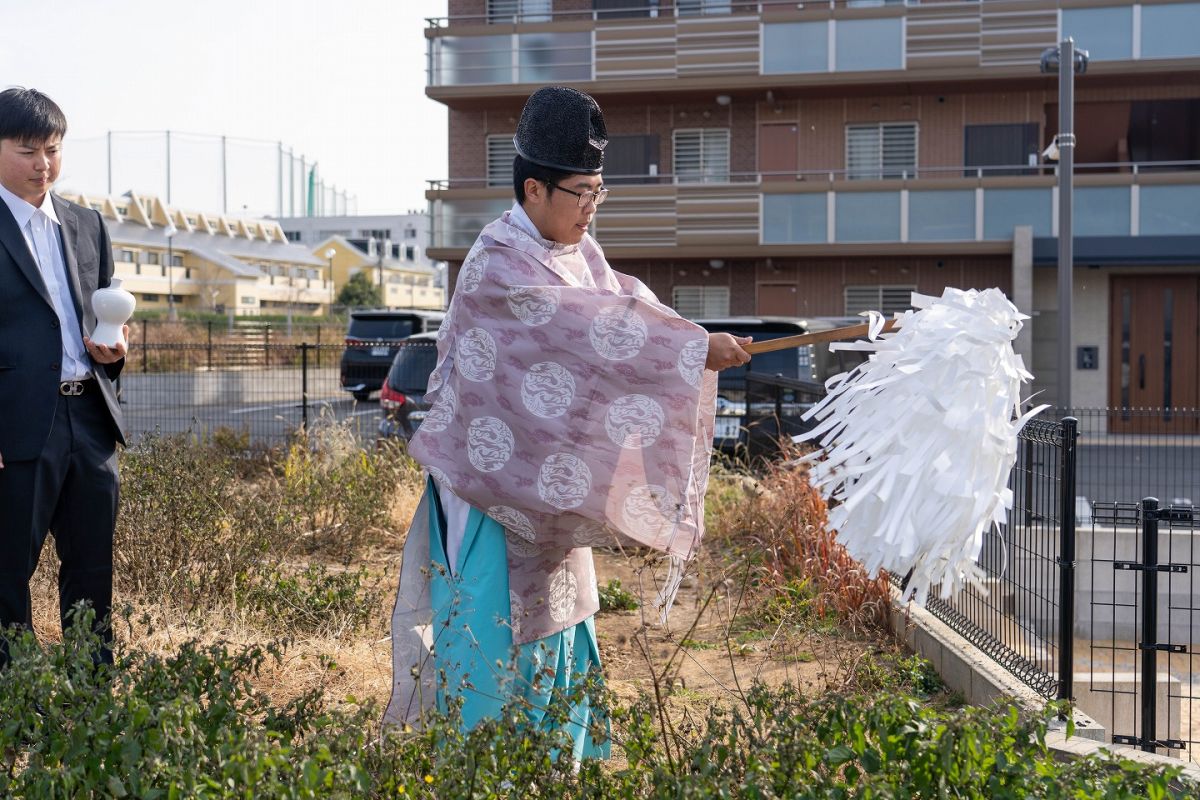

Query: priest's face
left=524, top=173, right=603, bottom=245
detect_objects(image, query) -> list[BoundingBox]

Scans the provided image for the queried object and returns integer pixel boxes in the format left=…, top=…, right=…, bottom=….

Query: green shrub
left=598, top=578, right=639, bottom=612
left=114, top=432, right=289, bottom=613
left=244, top=565, right=386, bottom=638
left=3, top=620, right=1195, bottom=799
left=279, top=431, right=417, bottom=561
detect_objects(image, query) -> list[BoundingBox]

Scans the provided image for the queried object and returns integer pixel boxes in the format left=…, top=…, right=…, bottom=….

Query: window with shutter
left=844, top=285, right=914, bottom=316
left=672, top=286, right=730, bottom=318
left=673, top=129, right=731, bottom=184
left=846, top=123, right=917, bottom=180
left=487, top=135, right=518, bottom=188
left=488, top=0, right=550, bottom=23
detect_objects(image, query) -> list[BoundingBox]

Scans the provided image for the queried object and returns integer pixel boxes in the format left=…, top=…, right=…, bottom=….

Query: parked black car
left=696, top=317, right=870, bottom=455
left=340, top=310, right=444, bottom=401
left=377, top=333, right=440, bottom=442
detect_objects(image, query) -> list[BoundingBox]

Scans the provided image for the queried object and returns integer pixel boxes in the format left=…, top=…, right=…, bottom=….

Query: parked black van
left=339, top=310, right=444, bottom=401
left=695, top=317, right=871, bottom=454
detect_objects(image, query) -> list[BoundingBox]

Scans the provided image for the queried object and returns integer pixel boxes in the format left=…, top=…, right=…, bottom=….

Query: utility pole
left=1040, top=39, right=1089, bottom=412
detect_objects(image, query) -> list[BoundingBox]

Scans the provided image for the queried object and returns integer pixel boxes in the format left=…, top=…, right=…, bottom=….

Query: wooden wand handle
left=742, top=319, right=900, bottom=355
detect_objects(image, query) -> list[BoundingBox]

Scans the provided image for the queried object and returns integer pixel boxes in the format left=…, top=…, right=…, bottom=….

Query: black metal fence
left=740, top=371, right=827, bottom=461
left=893, top=416, right=1080, bottom=699
left=1085, top=498, right=1200, bottom=760
left=1072, top=408, right=1200, bottom=762
left=117, top=342, right=379, bottom=445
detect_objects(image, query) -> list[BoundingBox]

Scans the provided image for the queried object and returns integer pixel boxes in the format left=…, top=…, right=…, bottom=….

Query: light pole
left=1040, top=39, right=1089, bottom=412
left=163, top=221, right=178, bottom=321
left=324, top=247, right=337, bottom=314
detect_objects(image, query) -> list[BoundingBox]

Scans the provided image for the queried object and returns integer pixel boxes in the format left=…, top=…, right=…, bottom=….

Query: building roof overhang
left=1034, top=236, right=1200, bottom=267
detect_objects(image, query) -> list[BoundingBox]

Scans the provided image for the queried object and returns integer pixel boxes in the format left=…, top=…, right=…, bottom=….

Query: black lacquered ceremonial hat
left=513, top=86, right=607, bottom=175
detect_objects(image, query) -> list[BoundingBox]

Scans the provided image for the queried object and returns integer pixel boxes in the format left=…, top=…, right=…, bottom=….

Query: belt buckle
left=59, top=380, right=84, bottom=396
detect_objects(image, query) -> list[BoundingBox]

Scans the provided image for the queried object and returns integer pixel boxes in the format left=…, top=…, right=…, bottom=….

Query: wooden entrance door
left=759, top=123, right=798, bottom=182
left=757, top=283, right=799, bottom=316
left=1109, top=275, right=1199, bottom=433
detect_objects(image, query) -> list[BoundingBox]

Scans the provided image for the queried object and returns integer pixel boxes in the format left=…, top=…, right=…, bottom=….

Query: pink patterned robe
left=384, top=209, right=717, bottom=726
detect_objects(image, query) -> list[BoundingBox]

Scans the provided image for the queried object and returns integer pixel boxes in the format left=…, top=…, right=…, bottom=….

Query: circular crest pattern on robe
left=460, top=248, right=489, bottom=294
left=507, top=285, right=560, bottom=327
left=538, top=453, right=593, bottom=510
left=622, top=484, right=678, bottom=539
left=467, top=416, right=515, bottom=472
left=521, top=362, right=577, bottom=419
left=457, top=327, right=497, bottom=381
left=421, top=383, right=456, bottom=433
left=605, top=394, right=665, bottom=448
left=677, top=338, right=708, bottom=387
left=589, top=306, right=648, bottom=360
left=548, top=568, right=580, bottom=623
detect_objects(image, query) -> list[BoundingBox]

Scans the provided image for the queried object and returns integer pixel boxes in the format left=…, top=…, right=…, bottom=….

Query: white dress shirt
left=0, top=183, right=92, bottom=381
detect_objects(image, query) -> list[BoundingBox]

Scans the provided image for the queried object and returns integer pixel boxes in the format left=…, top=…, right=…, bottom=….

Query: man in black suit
left=0, top=88, right=129, bottom=667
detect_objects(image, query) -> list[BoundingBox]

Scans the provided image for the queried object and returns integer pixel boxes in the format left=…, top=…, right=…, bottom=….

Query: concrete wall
left=1030, top=265, right=1109, bottom=409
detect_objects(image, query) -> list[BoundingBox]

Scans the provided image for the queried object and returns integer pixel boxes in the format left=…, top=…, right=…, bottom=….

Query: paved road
left=118, top=368, right=385, bottom=446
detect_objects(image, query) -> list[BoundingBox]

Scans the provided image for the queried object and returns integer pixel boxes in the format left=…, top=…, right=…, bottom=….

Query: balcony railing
left=427, top=160, right=1200, bottom=250
left=425, top=0, right=1200, bottom=87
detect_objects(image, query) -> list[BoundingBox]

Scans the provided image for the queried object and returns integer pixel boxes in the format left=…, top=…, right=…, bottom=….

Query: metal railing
left=425, top=0, right=1004, bottom=28
left=1058, top=408, right=1200, bottom=762
left=426, top=161, right=1200, bottom=191
left=890, top=416, right=1079, bottom=699
left=1086, top=498, right=1200, bottom=761
left=117, top=342, right=382, bottom=446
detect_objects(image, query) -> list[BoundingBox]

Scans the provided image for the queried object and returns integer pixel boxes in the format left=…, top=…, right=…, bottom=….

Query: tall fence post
left=142, top=319, right=149, bottom=373
left=300, top=343, right=310, bottom=431
left=1140, top=496, right=1160, bottom=753
left=1057, top=417, right=1078, bottom=704
left=264, top=323, right=271, bottom=368
left=206, top=320, right=213, bottom=371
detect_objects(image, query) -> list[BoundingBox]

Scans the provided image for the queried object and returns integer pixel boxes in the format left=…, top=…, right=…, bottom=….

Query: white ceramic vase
left=91, top=278, right=136, bottom=349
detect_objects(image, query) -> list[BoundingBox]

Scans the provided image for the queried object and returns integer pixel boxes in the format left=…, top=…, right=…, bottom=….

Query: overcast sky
left=0, top=0, right=448, bottom=216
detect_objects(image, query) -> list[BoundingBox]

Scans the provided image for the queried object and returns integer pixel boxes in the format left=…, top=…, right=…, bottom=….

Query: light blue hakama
left=426, top=481, right=610, bottom=761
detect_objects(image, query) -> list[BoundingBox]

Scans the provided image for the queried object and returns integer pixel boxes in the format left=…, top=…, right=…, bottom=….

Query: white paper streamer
left=796, top=287, right=1047, bottom=605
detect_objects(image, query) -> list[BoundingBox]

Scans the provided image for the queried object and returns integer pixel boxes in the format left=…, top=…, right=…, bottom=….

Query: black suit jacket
left=0, top=193, right=127, bottom=461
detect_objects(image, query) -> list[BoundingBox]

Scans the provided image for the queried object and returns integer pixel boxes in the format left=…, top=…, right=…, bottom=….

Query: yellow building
left=315, top=235, right=444, bottom=310
left=61, top=190, right=334, bottom=316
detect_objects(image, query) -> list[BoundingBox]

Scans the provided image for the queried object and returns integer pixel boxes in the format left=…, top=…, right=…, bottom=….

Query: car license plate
left=714, top=416, right=740, bottom=439
left=370, top=346, right=389, bottom=356
left=408, top=411, right=427, bottom=422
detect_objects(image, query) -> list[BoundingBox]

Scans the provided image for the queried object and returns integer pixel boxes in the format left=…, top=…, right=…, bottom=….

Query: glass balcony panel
left=763, top=22, right=828, bottom=74
left=763, top=194, right=827, bottom=244
left=1075, top=186, right=1131, bottom=237
left=1062, top=7, right=1133, bottom=61
left=434, top=198, right=513, bottom=248
left=518, top=32, right=592, bottom=83
left=835, top=192, right=901, bottom=242
left=908, top=190, right=976, bottom=241
left=1142, top=3, right=1200, bottom=59
left=983, top=188, right=1052, bottom=239
left=1140, top=185, right=1200, bottom=235
left=835, top=18, right=903, bottom=72
left=433, top=35, right=511, bottom=86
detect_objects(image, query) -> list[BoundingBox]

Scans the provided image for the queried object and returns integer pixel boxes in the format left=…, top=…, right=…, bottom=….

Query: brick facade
left=444, top=82, right=1199, bottom=182
left=615, top=257, right=1012, bottom=317
left=452, top=253, right=1009, bottom=316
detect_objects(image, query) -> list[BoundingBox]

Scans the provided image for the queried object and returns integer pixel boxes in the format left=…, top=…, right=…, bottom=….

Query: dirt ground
left=591, top=547, right=882, bottom=715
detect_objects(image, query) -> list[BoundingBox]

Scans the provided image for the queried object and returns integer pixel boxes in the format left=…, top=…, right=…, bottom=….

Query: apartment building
left=62, top=190, right=334, bottom=316
left=423, top=0, right=1200, bottom=415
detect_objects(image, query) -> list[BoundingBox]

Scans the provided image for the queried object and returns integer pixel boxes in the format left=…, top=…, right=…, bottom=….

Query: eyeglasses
left=547, top=182, right=609, bottom=208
